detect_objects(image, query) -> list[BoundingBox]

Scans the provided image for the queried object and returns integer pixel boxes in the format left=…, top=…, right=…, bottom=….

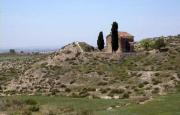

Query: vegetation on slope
left=1, top=36, right=179, bottom=101
left=0, top=92, right=180, bottom=115
left=0, top=54, right=46, bottom=94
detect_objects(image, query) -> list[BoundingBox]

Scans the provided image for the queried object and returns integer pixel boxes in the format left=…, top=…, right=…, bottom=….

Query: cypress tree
left=111, top=22, right=119, bottom=52
left=97, top=31, right=104, bottom=51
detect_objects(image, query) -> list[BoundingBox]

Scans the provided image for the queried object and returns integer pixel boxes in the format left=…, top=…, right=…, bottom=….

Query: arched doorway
left=125, top=39, right=130, bottom=52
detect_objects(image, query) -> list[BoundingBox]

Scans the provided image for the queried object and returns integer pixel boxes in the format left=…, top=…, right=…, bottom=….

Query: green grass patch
left=1, top=93, right=180, bottom=115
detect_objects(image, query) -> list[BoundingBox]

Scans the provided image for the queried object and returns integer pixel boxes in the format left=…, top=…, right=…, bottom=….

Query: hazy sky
left=1, top=0, right=180, bottom=49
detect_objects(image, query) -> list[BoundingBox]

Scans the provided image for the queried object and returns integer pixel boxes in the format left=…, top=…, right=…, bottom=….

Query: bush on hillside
left=154, top=38, right=166, bottom=50
left=140, top=37, right=166, bottom=51
left=29, top=105, right=39, bottom=112
left=25, top=99, right=38, bottom=105
left=140, top=39, right=155, bottom=50
left=122, top=93, right=129, bottom=99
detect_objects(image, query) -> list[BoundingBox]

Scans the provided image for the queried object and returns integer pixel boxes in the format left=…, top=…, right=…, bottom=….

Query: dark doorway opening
left=125, top=39, right=130, bottom=52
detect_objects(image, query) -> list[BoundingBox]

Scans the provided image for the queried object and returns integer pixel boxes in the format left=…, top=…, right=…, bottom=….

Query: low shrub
left=137, top=73, right=142, bottom=77
left=177, top=72, right=180, bottom=79
left=109, top=88, right=124, bottom=94
left=143, top=81, right=149, bottom=85
left=175, top=81, right=180, bottom=92
left=122, top=93, right=129, bottom=99
left=100, top=88, right=108, bottom=94
left=97, top=81, right=108, bottom=86
left=65, top=88, right=71, bottom=93
left=152, top=87, right=160, bottom=94
left=134, top=88, right=139, bottom=92
left=154, top=73, right=160, bottom=76
left=29, top=105, right=39, bottom=112
left=60, top=84, right=67, bottom=88
left=22, top=109, right=32, bottom=115
left=50, top=88, right=59, bottom=95
left=12, top=99, right=24, bottom=107
left=152, top=78, right=162, bottom=85
left=79, top=90, right=89, bottom=97
left=170, top=76, right=175, bottom=80
left=86, top=87, right=96, bottom=92
left=48, top=110, right=56, bottom=115
left=145, top=86, right=152, bottom=90
left=0, top=99, right=7, bottom=111
left=25, top=99, right=37, bottom=105
left=138, top=83, right=144, bottom=88
left=0, top=76, right=7, bottom=81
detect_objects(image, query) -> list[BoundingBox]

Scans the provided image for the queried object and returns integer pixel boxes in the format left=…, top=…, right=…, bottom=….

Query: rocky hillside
left=0, top=55, right=45, bottom=90
left=1, top=37, right=180, bottom=101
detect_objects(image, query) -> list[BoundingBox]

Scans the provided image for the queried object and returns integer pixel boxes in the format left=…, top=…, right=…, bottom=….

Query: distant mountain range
left=0, top=48, right=59, bottom=53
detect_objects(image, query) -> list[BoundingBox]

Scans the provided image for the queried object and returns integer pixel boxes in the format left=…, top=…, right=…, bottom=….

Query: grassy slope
left=1, top=93, right=180, bottom=115
left=97, top=93, right=180, bottom=115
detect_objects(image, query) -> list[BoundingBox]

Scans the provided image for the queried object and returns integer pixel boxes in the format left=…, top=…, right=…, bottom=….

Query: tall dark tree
left=97, top=31, right=104, bottom=51
left=9, top=49, right=16, bottom=54
left=111, top=22, right=119, bottom=52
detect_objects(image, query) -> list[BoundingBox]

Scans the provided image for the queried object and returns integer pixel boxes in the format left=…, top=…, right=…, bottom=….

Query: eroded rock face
left=47, top=42, right=95, bottom=65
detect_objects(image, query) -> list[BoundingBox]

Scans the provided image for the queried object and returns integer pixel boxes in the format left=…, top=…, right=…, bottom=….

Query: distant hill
left=0, top=37, right=180, bottom=103
left=0, top=48, right=59, bottom=54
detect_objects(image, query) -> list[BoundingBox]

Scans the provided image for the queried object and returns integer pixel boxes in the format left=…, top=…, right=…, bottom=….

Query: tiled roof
left=106, top=31, right=133, bottom=38
left=118, top=32, right=133, bottom=37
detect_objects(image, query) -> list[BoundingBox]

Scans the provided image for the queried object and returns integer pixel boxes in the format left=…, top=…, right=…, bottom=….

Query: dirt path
left=75, top=42, right=84, bottom=53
